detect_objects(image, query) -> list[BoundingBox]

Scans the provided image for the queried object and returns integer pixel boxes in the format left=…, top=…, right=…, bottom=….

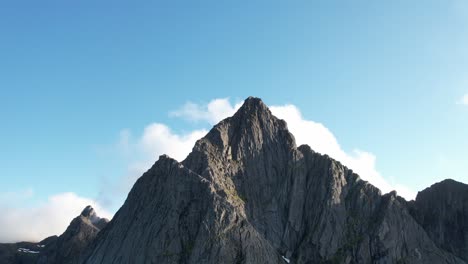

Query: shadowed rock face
left=79, top=97, right=467, bottom=263
left=409, top=179, right=468, bottom=262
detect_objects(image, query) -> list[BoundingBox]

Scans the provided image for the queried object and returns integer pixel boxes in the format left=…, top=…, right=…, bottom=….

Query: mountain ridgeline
left=3, top=97, right=468, bottom=264
left=0, top=206, right=109, bottom=264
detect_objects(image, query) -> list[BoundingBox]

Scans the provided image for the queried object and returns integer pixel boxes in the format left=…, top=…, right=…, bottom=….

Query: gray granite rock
left=36, top=206, right=109, bottom=264
left=409, top=179, right=468, bottom=262
left=79, top=97, right=466, bottom=263
left=2, top=97, right=463, bottom=264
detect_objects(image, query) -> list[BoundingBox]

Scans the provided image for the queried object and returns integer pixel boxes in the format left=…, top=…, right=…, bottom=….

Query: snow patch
left=282, top=255, right=290, bottom=263
left=17, top=248, right=40, bottom=254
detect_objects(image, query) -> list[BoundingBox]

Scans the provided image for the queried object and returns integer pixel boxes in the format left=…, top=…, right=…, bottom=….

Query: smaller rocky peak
left=428, top=178, right=467, bottom=191
left=297, top=144, right=314, bottom=154
left=74, top=205, right=109, bottom=233
left=158, top=154, right=171, bottom=160
left=81, top=205, right=95, bottom=218
left=410, top=179, right=468, bottom=261
left=155, top=154, right=181, bottom=167
left=416, top=179, right=468, bottom=202
left=36, top=207, right=109, bottom=264
left=79, top=205, right=109, bottom=229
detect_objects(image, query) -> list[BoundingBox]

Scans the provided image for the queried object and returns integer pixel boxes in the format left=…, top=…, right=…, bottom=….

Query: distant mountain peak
left=80, top=205, right=95, bottom=218
left=79, top=205, right=108, bottom=229
left=35, top=206, right=109, bottom=264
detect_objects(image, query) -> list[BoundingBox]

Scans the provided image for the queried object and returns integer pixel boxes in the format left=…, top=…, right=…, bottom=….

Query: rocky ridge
left=2, top=97, right=467, bottom=264
left=0, top=205, right=107, bottom=264
left=80, top=97, right=467, bottom=263
left=36, top=206, right=109, bottom=264
left=409, top=179, right=468, bottom=262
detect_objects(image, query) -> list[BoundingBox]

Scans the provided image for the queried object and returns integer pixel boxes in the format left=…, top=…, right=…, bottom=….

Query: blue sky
left=1, top=0, right=468, bottom=241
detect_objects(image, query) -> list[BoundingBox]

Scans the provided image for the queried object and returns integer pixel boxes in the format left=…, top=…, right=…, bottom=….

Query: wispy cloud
left=457, top=93, right=468, bottom=105
left=96, top=124, right=208, bottom=210
left=170, top=98, right=243, bottom=125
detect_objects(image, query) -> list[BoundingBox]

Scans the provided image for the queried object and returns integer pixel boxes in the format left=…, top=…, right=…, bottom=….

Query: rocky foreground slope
left=2, top=97, right=468, bottom=264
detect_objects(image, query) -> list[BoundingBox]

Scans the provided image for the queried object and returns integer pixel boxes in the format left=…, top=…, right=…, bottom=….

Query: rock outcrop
left=409, top=179, right=468, bottom=262
left=36, top=206, right=109, bottom=264
left=80, top=97, right=467, bottom=263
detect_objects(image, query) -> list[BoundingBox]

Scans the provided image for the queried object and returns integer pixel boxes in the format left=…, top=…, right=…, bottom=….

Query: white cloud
left=117, top=122, right=208, bottom=178
left=0, top=191, right=111, bottom=243
left=97, top=124, right=208, bottom=211
left=170, top=98, right=243, bottom=125
left=139, top=123, right=208, bottom=161
left=458, top=93, right=468, bottom=105
left=269, top=104, right=406, bottom=197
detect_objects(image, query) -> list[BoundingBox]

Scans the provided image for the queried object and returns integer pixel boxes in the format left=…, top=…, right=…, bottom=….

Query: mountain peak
left=183, top=96, right=295, bottom=169
left=233, top=96, right=270, bottom=119
left=35, top=206, right=109, bottom=264
left=79, top=205, right=109, bottom=230
left=81, top=205, right=95, bottom=218
left=241, top=96, right=266, bottom=109
left=79, top=96, right=468, bottom=264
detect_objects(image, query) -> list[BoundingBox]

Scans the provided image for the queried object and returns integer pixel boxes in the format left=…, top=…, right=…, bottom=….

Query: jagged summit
left=79, top=205, right=108, bottom=229
left=78, top=96, right=467, bottom=263
left=230, top=96, right=283, bottom=128
left=3, top=96, right=468, bottom=264
left=3, top=96, right=457, bottom=264
left=183, top=96, right=295, bottom=173
left=233, top=96, right=269, bottom=116
left=80, top=206, right=95, bottom=218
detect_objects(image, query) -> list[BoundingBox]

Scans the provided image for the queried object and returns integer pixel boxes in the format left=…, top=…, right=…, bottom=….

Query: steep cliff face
left=37, top=206, right=109, bottom=264
left=3, top=97, right=467, bottom=264
left=409, top=179, right=468, bottom=262
left=80, top=97, right=466, bottom=263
